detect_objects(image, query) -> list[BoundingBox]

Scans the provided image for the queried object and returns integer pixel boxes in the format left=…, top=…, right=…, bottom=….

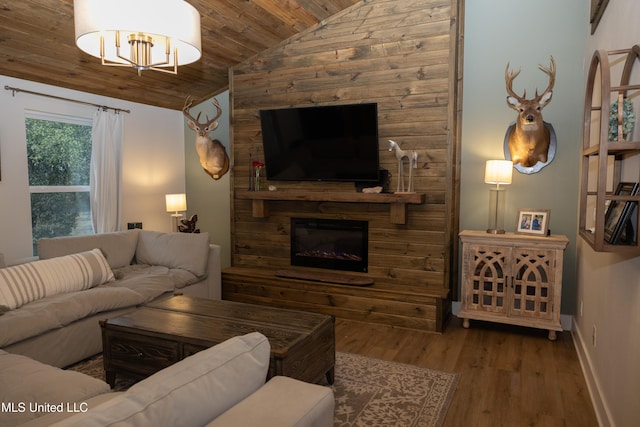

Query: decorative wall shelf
left=579, top=45, right=640, bottom=254
left=236, top=190, right=425, bottom=225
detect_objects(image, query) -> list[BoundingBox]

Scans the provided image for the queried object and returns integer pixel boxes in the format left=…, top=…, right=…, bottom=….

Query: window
left=26, top=113, right=93, bottom=254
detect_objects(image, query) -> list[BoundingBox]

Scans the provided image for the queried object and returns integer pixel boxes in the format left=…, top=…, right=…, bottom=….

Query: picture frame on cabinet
left=604, top=182, right=639, bottom=245
left=516, top=209, right=550, bottom=236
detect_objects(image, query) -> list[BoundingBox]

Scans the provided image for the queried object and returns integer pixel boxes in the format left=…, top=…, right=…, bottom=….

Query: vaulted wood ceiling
left=0, top=0, right=359, bottom=110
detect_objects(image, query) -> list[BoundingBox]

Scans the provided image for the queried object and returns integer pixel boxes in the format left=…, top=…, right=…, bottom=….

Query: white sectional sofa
left=0, top=332, right=334, bottom=427
left=0, top=229, right=221, bottom=368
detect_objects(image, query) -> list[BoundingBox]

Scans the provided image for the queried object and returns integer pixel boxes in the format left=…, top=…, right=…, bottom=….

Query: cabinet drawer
left=183, top=343, right=210, bottom=358
left=105, top=331, right=179, bottom=376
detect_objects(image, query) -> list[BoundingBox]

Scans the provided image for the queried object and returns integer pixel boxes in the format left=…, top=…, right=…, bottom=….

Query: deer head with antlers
left=183, top=96, right=229, bottom=180
left=505, top=56, right=556, bottom=169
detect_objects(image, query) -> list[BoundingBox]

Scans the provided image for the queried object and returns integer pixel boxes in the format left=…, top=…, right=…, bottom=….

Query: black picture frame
left=604, top=182, right=639, bottom=245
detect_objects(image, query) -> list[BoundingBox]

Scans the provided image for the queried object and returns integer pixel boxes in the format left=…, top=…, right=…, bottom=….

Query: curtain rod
left=4, top=85, right=131, bottom=114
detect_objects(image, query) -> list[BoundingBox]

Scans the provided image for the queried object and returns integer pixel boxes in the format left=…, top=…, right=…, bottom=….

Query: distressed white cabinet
left=458, top=230, right=569, bottom=340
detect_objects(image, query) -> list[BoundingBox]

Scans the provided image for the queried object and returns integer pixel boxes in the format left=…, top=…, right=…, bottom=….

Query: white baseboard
left=571, top=320, right=610, bottom=427
left=560, top=314, right=572, bottom=331
left=452, top=300, right=461, bottom=315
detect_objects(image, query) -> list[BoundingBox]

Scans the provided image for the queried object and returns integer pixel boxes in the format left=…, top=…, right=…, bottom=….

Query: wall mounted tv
left=259, top=103, right=380, bottom=182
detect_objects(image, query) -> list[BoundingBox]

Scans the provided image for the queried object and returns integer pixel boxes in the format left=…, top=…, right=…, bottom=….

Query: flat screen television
left=259, top=103, right=380, bottom=182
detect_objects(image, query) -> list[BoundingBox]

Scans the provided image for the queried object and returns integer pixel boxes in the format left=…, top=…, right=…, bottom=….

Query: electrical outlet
left=592, top=325, right=597, bottom=348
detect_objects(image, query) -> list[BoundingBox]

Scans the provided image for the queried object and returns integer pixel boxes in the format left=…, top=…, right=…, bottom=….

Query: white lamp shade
left=165, top=193, right=187, bottom=213
left=484, top=160, right=513, bottom=185
left=74, top=0, right=201, bottom=66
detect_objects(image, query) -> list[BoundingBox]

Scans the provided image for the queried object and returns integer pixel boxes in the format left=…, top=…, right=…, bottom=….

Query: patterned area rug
left=331, top=353, right=458, bottom=426
left=68, top=352, right=458, bottom=426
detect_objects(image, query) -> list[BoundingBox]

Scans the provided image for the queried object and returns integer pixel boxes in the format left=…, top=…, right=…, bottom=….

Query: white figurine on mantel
left=362, top=186, right=383, bottom=194
left=388, top=140, right=418, bottom=193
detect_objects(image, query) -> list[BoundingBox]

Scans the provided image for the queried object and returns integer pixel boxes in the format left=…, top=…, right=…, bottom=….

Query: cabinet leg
left=462, top=318, right=470, bottom=329
left=548, top=330, right=557, bottom=341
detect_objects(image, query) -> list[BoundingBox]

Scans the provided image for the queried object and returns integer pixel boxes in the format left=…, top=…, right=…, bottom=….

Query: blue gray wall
left=460, top=0, right=588, bottom=314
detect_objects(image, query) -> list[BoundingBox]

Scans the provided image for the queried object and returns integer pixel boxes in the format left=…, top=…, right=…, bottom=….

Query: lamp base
left=486, top=228, right=506, bottom=234
left=171, top=213, right=184, bottom=232
left=487, top=187, right=507, bottom=235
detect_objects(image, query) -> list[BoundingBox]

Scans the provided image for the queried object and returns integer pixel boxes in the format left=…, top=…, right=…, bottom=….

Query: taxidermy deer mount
left=505, top=56, right=556, bottom=169
left=182, top=96, right=229, bottom=180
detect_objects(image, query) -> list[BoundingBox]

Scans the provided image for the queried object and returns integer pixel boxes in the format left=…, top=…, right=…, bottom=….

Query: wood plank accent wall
left=225, top=0, right=463, bottom=332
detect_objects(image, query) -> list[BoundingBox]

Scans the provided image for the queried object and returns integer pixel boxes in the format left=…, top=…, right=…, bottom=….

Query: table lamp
left=165, top=193, right=187, bottom=231
left=484, top=160, right=513, bottom=234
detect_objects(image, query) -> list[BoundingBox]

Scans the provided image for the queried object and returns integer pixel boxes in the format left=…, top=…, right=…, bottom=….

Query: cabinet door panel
left=465, top=245, right=511, bottom=314
left=510, top=249, right=555, bottom=320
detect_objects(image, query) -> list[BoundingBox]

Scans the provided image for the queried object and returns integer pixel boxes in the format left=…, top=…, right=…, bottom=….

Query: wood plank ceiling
left=0, top=0, right=359, bottom=110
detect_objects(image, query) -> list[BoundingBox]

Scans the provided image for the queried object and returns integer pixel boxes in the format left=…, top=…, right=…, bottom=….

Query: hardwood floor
left=334, top=316, right=599, bottom=427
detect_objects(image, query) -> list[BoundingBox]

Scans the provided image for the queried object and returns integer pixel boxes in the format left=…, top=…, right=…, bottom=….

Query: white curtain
left=90, top=109, right=124, bottom=234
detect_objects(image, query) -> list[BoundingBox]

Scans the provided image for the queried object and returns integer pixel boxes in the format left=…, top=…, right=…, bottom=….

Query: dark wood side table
left=100, top=295, right=335, bottom=387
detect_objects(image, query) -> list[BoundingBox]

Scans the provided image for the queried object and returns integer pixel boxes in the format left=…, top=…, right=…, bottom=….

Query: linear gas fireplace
left=291, top=218, right=368, bottom=273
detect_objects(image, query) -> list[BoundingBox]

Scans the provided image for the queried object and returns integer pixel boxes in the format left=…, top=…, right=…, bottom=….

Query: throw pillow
left=0, top=248, right=114, bottom=310
left=135, top=230, right=210, bottom=277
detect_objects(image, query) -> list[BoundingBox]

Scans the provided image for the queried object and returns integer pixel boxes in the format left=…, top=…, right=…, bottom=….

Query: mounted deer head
left=505, top=56, right=556, bottom=168
left=183, top=96, right=229, bottom=180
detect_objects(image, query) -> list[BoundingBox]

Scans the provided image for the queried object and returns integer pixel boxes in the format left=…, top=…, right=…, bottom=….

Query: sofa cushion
left=0, top=249, right=114, bottom=311
left=37, top=230, right=139, bottom=269
left=0, top=285, right=147, bottom=348
left=112, top=264, right=198, bottom=292
left=53, top=332, right=270, bottom=427
left=135, top=230, right=210, bottom=278
left=0, top=350, right=111, bottom=426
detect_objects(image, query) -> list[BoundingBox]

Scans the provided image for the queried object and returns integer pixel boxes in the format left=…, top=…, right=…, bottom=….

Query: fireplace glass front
left=290, top=218, right=368, bottom=273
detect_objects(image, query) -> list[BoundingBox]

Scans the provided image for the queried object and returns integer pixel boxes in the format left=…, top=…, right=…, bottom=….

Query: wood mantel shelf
left=236, top=190, right=425, bottom=224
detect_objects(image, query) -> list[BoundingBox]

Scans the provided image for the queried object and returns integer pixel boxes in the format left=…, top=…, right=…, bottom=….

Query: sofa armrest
left=179, top=244, right=221, bottom=300
left=206, top=376, right=334, bottom=427
left=53, top=333, right=269, bottom=427
left=204, top=244, right=222, bottom=299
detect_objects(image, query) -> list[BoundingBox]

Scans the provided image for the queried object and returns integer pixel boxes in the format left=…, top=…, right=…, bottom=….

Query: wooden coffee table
left=100, top=295, right=335, bottom=388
